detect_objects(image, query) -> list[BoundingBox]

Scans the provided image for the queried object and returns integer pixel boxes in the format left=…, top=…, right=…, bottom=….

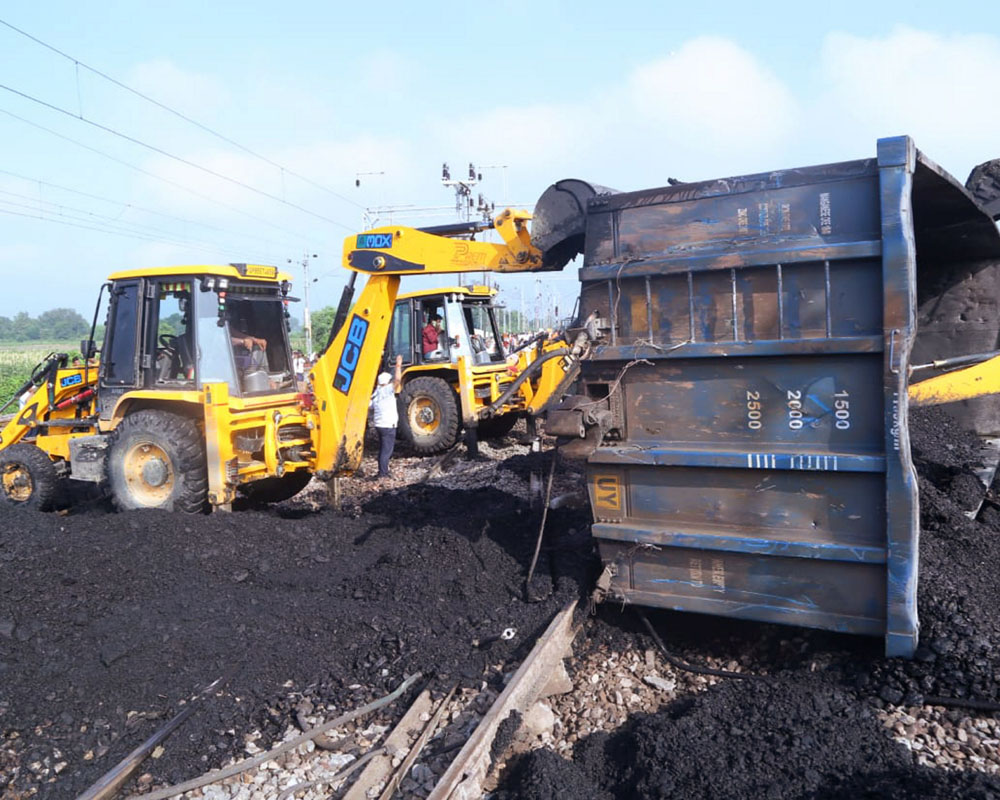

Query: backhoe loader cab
left=383, top=286, right=515, bottom=453
left=389, top=286, right=505, bottom=368
left=98, top=264, right=296, bottom=405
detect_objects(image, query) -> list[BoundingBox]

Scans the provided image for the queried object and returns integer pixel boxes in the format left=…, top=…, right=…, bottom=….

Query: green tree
left=158, top=313, right=183, bottom=336
left=11, top=312, right=40, bottom=341
left=36, top=308, right=89, bottom=340
left=310, top=306, right=337, bottom=352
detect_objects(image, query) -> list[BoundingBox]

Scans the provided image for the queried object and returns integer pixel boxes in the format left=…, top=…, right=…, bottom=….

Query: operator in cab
left=422, top=314, right=443, bottom=356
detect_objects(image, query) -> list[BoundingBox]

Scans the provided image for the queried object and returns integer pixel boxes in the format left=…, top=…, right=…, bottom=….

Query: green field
left=0, top=342, right=80, bottom=407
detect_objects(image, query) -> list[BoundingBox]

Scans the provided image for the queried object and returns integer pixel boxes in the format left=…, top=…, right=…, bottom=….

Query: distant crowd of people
left=500, top=331, right=540, bottom=353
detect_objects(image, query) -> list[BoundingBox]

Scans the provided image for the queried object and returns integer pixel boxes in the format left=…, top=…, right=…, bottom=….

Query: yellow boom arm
left=342, top=210, right=542, bottom=275
left=908, top=353, right=1000, bottom=407
left=310, top=209, right=551, bottom=475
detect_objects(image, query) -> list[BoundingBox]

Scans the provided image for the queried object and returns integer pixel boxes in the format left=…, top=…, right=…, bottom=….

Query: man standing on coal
left=370, top=354, right=403, bottom=479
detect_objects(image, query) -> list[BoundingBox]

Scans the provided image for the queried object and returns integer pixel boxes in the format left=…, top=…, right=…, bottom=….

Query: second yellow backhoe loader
left=382, top=284, right=593, bottom=454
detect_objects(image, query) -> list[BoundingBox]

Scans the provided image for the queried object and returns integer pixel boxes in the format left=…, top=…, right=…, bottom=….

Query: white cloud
left=430, top=37, right=800, bottom=195
left=817, top=28, right=1000, bottom=177
left=627, top=37, right=797, bottom=152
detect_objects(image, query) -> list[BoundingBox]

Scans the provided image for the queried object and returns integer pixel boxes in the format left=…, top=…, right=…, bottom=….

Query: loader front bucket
left=532, top=179, right=618, bottom=270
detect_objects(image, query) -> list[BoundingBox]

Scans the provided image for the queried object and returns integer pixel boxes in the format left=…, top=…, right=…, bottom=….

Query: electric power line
left=0, top=81, right=355, bottom=231
left=0, top=206, right=273, bottom=264
left=0, top=166, right=295, bottom=253
left=0, top=17, right=366, bottom=212
left=0, top=188, right=275, bottom=263
left=0, top=105, right=316, bottom=243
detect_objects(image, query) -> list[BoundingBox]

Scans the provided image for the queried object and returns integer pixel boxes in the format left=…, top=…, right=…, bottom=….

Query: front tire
left=397, top=376, right=460, bottom=454
left=0, top=443, right=59, bottom=511
left=107, top=410, right=207, bottom=512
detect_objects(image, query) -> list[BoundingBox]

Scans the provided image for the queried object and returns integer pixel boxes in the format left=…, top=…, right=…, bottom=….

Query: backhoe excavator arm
left=309, top=209, right=561, bottom=476
left=342, top=209, right=546, bottom=275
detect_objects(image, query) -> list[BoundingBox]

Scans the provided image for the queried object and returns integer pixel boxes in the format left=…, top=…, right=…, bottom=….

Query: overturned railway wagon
left=552, top=136, right=1000, bottom=657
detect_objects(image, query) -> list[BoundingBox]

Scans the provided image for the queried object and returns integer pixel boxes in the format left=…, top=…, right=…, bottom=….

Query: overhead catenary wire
left=0, top=188, right=277, bottom=263
left=0, top=207, right=271, bottom=265
left=0, top=17, right=366, bottom=211
left=0, top=82, right=355, bottom=231
left=0, top=166, right=297, bottom=253
left=124, top=672, right=422, bottom=800
left=524, top=449, right=558, bottom=601
left=0, top=106, right=316, bottom=243
left=637, top=608, right=759, bottom=681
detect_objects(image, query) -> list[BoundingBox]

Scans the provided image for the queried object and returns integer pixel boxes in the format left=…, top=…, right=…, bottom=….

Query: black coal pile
left=0, top=483, right=593, bottom=799
left=502, top=673, right=1000, bottom=799
left=869, top=407, right=1000, bottom=708
left=499, top=405, right=1000, bottom=799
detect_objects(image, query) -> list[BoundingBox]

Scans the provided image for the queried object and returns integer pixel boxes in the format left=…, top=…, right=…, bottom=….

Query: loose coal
left=499, top=406, right=1000, bottom=799
left=0, top=483, right=593, bottom=798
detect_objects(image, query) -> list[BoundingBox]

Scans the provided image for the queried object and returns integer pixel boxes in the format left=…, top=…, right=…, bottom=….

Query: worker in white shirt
left=371, top=354, right=404, bottom=479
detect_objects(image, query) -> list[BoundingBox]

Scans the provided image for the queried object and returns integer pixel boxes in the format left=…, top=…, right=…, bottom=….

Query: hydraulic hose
left=0, top=352, right=64, bottom=413
left=638, top=609, right=758, bottom=681
left=482, top=348, right=570, bottom=418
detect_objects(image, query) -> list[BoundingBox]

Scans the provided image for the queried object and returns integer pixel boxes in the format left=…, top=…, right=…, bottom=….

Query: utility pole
left=290, top=253, right=318, bottom=356
left=441, top=162, right=481, bottom=221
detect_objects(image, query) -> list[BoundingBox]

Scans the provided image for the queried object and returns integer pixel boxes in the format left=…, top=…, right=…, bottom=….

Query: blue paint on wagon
left=570, top=136, right=1000, bottom=658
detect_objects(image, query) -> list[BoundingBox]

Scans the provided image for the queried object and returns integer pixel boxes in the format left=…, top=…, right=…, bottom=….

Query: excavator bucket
left=966, top=158, right=1000, bottom=222
left=531, top=179, right=618, bottom=270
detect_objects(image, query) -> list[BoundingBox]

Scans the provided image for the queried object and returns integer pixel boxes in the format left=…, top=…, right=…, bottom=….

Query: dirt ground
left=3, top=409, right=1000, bottom=799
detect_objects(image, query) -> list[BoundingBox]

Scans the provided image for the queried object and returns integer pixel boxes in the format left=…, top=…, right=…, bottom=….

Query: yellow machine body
left=0, top=212, right=587, bottom=511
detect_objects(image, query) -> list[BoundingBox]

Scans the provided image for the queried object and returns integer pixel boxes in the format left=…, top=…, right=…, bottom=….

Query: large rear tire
left=0, top=443, right=59, bottom=511
left=397, top=376, right=460, bottom=454
left=107, top=410, right=207, bottom=512
left=477, top=413, right=519, bottom=441
left=235, top=471, right=312, bottom=508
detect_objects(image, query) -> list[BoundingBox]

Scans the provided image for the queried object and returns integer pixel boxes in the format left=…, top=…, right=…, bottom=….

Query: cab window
left=152, top=281, right=195, bottom=385
left=464, top=303, right=502, bottom=364
left=388, top=301, right=413, bottom=365
left=225, top=295, right=294, bottom=394
left=102, top=282, right=139, bottom=386
left=420, top=301, right=449, bottom=362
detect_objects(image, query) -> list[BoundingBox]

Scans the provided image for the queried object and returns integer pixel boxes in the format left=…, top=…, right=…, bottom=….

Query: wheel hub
left=141, top=458, right=169, bottom=487
left=410, top=398, right=440, bottom=433
left=122, top=442, right=175, bottom=506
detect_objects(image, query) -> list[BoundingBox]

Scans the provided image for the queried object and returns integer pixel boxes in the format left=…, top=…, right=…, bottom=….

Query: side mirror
left=79, top=339, right=97, bottom=360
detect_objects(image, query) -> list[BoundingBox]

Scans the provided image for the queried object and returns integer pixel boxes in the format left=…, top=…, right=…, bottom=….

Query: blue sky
left=1, top=0, right=998, bottom=323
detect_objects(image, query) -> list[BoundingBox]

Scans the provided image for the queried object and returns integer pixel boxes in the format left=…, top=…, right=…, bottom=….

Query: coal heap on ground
left=0, top=479, right=593, bottom=799
left=499, top=406, right=1000, bottom=799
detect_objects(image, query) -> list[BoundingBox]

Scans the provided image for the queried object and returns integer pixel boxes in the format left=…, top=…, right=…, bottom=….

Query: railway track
left=92, top=600, right=578, bottom=800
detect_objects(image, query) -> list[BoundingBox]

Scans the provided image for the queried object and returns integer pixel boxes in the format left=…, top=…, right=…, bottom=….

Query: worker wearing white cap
left=370, top=354, right=403, bottom=479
